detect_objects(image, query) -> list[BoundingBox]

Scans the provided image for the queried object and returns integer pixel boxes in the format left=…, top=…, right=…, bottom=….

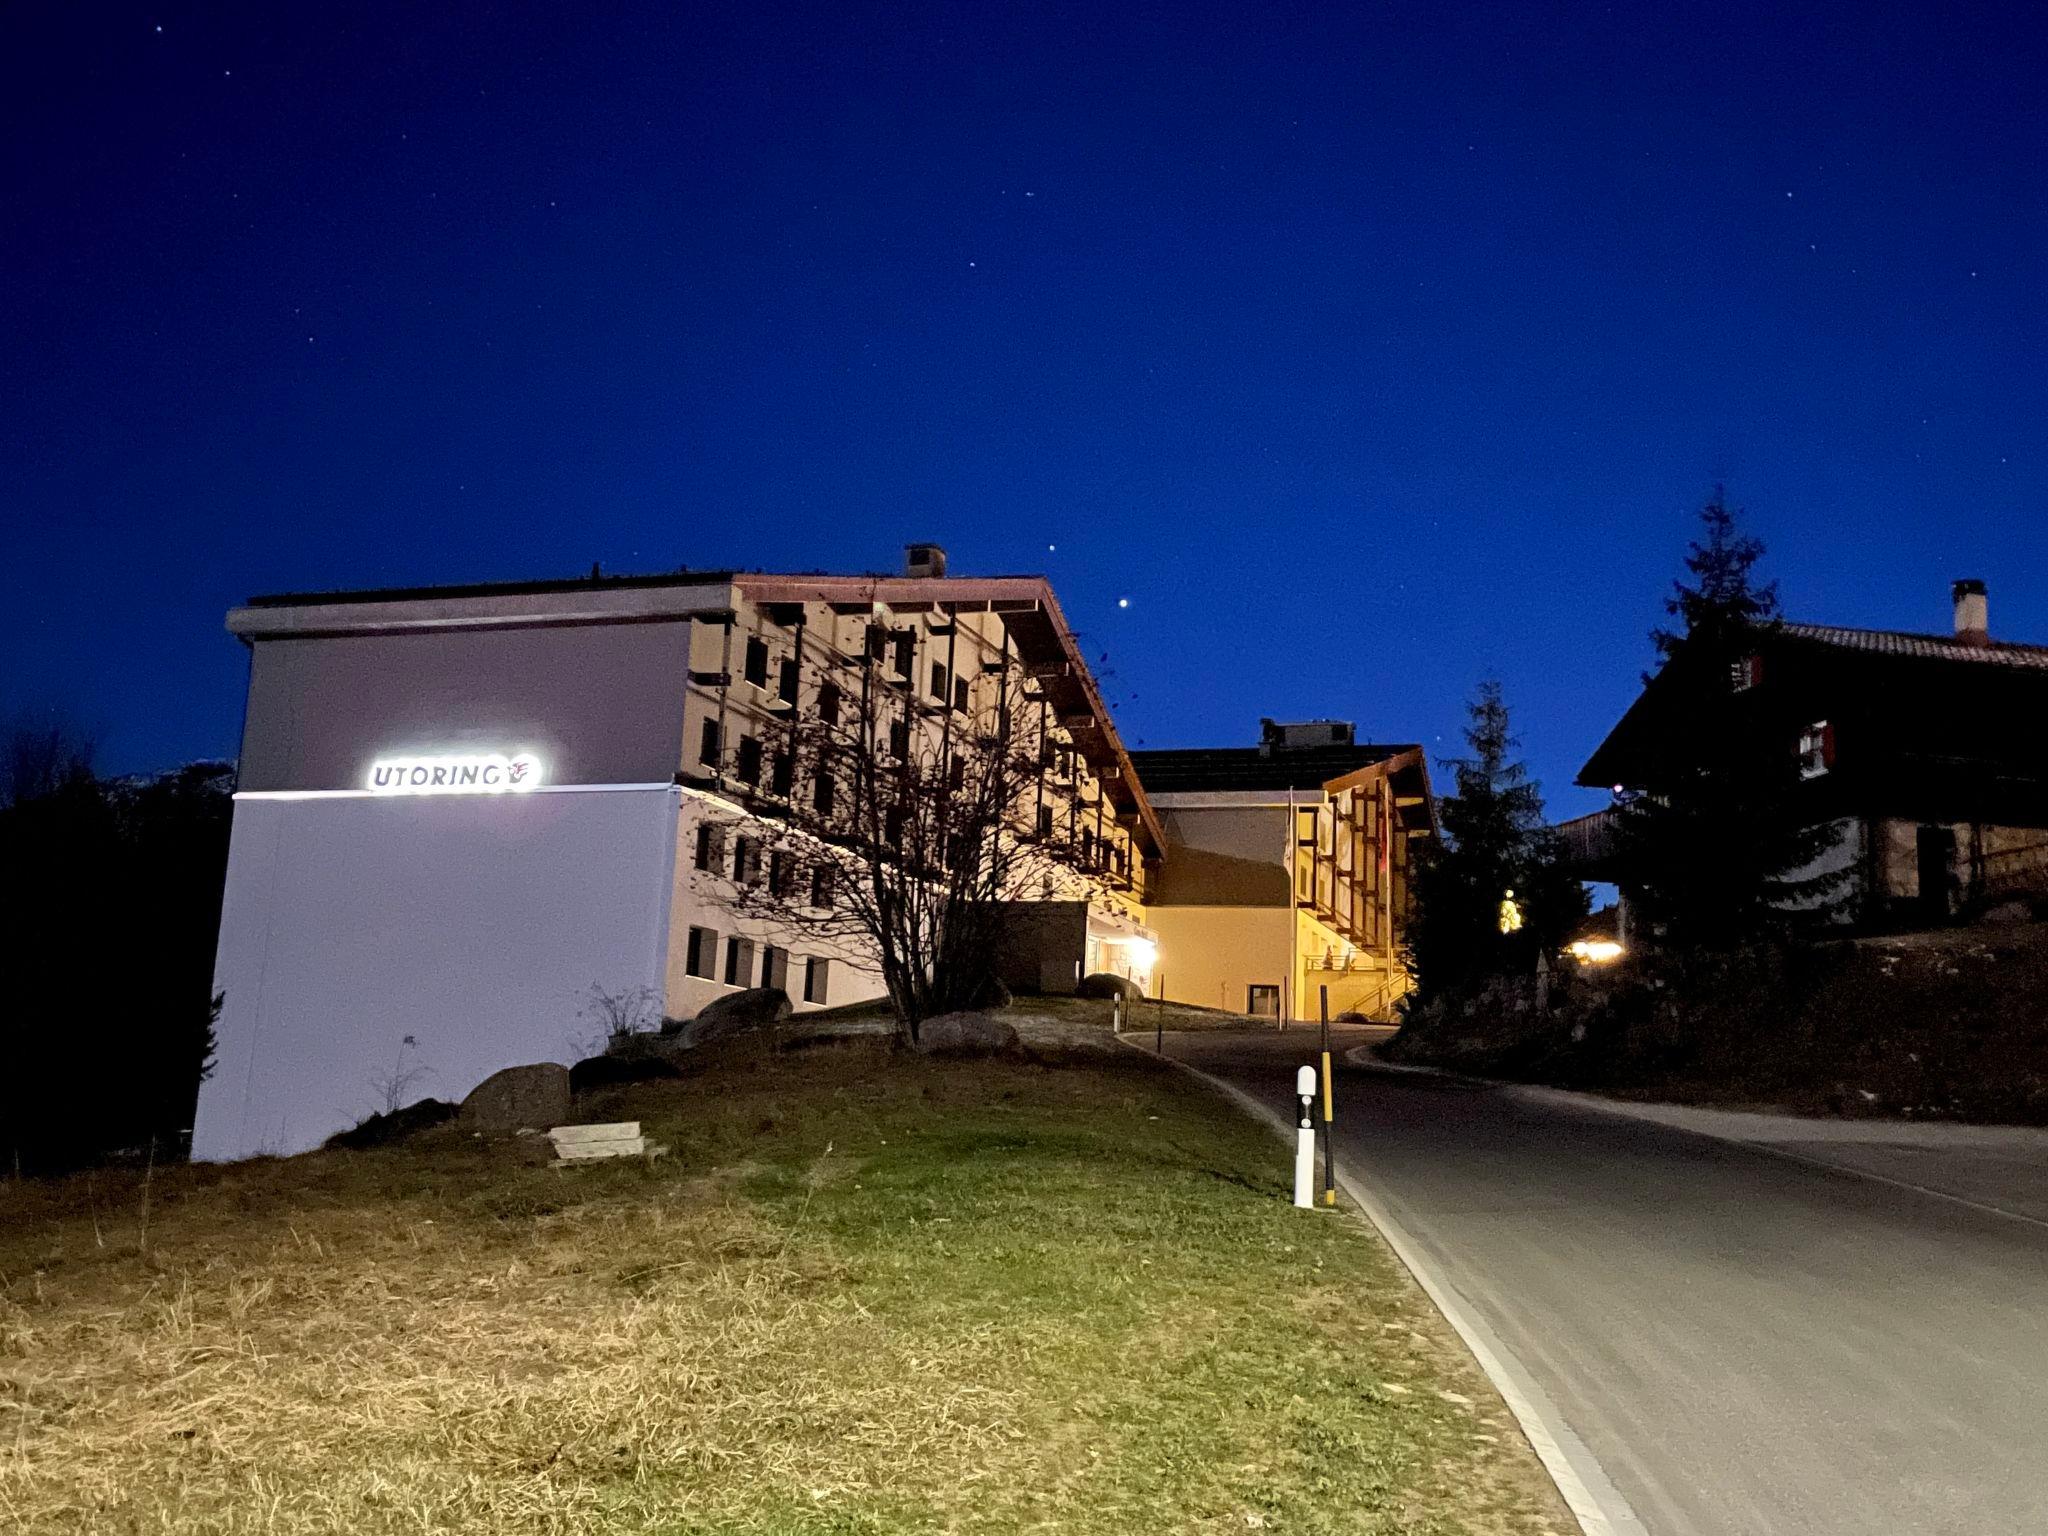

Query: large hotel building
left=197, top=548, right=1433, bottom=1160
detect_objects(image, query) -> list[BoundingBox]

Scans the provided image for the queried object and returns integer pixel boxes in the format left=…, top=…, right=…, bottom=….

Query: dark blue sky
left=5, top=1, right=2045, bottom=816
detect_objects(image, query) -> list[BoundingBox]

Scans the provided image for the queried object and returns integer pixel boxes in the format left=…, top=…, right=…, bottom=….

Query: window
left=1798, top=721, right=1835, bottom=779
left=1037, top=803, right=1054, bottom=841
left=893, top=630, right=915, bottom=679
left=810, top=864, right=835, bottom=908
left=724, top=936, right=755, bottom=987
left=699, top=717, right=722, bottom=766
left=770, top=750, right=794, bottom=797
left=1247, top=984, right=1281, bottom=1019
left=947, top=755, right=966, bottom=792
left=813, top=768, right=835, bottom=815
left=953, top=676, right=969, bottom=714
left=931, top=660, right=950, bottom=701
left=693, top=822, right=725, bottom=871
left=744, top=636, right=770, bottom=688
left=888, top=716, right=911, bottom=760
left=1081, top=829, right=1095, bottom=869
left=732, top=835, right=762, bottom=884
left=866, top=625, right=889, bottom=663
left=778, top=656, right=800, bottom=706
left=1730, top=654, right=1763, bottom=692
left=762, top=946, right=790, bottom=992
left=804, top=956, right=830, bottom=1004
left=768, top=848, right=794, bottom=896
left=685, top=926, right=718, bottom=979
left=818, top=681, right=842, bottom=727
left=884, top=805, right=906, bottom=847
left=736, top=734, right=763, bottom=785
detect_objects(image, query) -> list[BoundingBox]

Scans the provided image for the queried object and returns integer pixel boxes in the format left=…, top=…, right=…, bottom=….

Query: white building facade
left=196, top=561, right=1160, bottom=1161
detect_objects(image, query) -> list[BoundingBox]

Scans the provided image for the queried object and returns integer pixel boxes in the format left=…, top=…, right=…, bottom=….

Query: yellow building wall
left=1149, top=906, right=1294, bottom=1014
left=1295, top=908, right=1409, bottom=1020
left=1150, top=904, right=1414, bottom=1020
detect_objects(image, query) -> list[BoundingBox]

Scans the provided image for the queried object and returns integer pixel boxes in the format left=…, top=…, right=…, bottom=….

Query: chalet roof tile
left=1780, top=623, right=2048, bottom=669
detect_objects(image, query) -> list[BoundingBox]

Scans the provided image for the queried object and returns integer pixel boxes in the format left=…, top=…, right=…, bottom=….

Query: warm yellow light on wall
left=1566, top=939, right=1625, bottom=964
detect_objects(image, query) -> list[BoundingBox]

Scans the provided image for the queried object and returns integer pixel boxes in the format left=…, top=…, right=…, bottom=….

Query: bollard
left=1112, top=994, right=1123, bottom=1035
left=1294, top=1065, right=1317, bottom=1208
left=1320, top=985, right=1336, bottom=1206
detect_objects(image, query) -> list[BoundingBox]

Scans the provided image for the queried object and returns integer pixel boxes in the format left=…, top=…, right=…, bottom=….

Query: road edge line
left=1130, top=1039, right=1648, bottom=1536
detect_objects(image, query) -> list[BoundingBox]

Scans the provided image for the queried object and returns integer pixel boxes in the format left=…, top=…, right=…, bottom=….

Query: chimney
left=904, top=542, right=947, bottom=580
left=1952, top=578, right=1988, bottom=646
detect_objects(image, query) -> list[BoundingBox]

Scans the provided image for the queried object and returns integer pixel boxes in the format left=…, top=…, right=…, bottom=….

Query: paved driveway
left=1164, top=1027, right=2048, bottom=1536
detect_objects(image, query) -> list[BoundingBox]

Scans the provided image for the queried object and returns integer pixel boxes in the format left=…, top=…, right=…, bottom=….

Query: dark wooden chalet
left=1571, top=580, right=2048, bottom=929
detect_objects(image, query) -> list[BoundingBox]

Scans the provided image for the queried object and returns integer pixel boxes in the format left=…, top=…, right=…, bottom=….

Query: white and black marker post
left=1294, top=1064, right=1318, bottom=1208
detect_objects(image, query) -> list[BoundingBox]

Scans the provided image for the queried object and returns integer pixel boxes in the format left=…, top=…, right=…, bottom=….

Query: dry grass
left=0, top=1041, right=1568, bottom=1534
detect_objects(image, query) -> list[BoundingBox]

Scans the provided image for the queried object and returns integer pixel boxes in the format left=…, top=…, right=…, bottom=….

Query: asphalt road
left=1165, top=1027, right=2048, bottom=1536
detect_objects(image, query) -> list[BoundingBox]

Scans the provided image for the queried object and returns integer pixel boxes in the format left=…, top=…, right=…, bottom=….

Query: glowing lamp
left=1566, top=940, right=1625, bottom=964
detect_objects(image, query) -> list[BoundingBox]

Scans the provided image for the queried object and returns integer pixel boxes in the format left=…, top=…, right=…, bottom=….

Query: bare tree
left=1, top=709, right=96, bottom=808
left=711, top=618, right=1111, bottom=1044
left=576, top=981, right=667, bottom=1053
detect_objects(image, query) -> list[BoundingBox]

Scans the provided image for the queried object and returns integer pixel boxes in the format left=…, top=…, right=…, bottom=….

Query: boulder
left=967, top=974, right=1013, bottom=1009
left=915, top=1011, right=1022, bottom=1056
left=570, top=1053, right=683, bottom=1093
left=325, top=1098, right=457, bottom=1150
left=1979, top=899, right=2035, bottom=926
left=678, top=986, right=793, bottom=1048
left=460, top=1063, right=572, bottom=1134
left=1076, top=972, right=1142, bottom=1002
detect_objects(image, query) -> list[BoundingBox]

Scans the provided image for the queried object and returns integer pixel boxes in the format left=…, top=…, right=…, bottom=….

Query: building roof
left=244, top=570, right=735, bottom=608
left=1576, top=615, right=2048, bottom=791
left=1779, top=623, right=2048, bottom=670
left=228, top=564, right=1167, bottom=857
left=1128, top=743, right=1417, bottom=795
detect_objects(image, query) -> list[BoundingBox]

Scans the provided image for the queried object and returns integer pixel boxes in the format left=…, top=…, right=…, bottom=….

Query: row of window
left=683, top=926, right=830, bottom=1002
left=695, top=711, right=944, bottom=794
left=693, top=823, right=836, bottom=905
left=742, top=628, right=977, bottom=716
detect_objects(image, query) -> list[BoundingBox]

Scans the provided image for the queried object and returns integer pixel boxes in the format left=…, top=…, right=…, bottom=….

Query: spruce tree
left=1620, top=490, right=1848, bottom=949
left=1408, top=682, right=1586, bottom=999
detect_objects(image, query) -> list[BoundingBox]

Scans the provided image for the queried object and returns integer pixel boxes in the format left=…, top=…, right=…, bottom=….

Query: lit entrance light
left=1566, top=939, right=1625, bottom=964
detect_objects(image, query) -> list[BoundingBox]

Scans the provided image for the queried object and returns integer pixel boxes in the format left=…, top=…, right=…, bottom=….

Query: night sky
left=5, top=2, right=2045, bottom=817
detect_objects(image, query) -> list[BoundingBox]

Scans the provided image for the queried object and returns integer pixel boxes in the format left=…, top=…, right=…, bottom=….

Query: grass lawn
left=0, top=1039, right=1568, bottom=1535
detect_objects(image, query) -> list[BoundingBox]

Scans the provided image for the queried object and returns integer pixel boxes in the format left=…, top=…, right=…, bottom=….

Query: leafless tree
left=576, top=981, right=667, bottom=1053
left=1, top=710, right=97, bottom=808
left=711, top=624, right=1111, bottom=1043
left=369, top=1034, right=430, bottom=1116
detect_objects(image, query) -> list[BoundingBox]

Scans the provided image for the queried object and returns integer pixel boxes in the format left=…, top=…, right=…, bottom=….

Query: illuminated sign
left=367, top=751, right=544, bottom=795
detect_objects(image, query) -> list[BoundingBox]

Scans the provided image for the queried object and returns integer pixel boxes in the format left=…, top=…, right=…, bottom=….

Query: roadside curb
left=1125, top=1036, right=1648, bottom=1536
left=1343, top=1046, right=2048, bottom=1232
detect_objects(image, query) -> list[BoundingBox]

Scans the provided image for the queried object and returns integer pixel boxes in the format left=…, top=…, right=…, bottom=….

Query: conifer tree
left=1620, top=490, right=1848, bottom=948
left=1408, top=682, right=1585, bottom=999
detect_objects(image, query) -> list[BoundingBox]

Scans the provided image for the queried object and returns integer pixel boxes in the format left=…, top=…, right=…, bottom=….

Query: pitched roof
left=1128, top=744, right=1415, bottom=795
left=1779, top=623, right=2048, bottom=670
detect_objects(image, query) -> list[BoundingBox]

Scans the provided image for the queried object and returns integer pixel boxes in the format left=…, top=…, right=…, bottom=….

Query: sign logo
left=367, top=751, right=544, bottom=795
